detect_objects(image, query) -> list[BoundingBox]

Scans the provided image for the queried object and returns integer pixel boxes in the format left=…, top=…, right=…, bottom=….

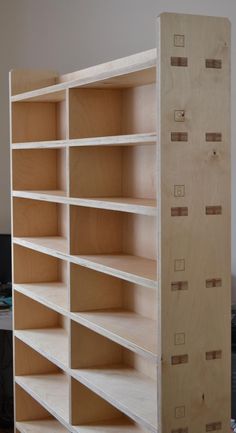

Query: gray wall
left=0, top=0, right=235, bottom=295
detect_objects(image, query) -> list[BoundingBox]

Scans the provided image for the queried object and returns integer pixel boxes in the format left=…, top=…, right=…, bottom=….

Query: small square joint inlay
left=174, top=34, right=185, bottom=47
left=174, top=110, right=185, bottom=122
left=175, top=406, right=186, bottom=419
left=174, top=333, right=186, bottom=346
left=174, top=185, right=185, bottom=197
left=174, top=259, right=185, bottom=272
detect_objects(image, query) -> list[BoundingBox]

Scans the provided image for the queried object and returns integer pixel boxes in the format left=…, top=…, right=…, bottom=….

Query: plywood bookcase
left=10, top=13, right=231, bottom=433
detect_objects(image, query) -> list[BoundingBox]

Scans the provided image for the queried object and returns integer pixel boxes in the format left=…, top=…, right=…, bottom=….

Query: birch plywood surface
left=10, top=13, right=231, bottom=433
left=158, top=13, right=231, bottom=433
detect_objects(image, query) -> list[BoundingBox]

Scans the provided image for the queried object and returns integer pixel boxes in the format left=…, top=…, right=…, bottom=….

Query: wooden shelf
left=13, top=236, right=68, bottom=259
left=12, top=140, right=67, bottom=150
left=68, top=132, right=157, bottom=147
left=73, top=255, right=157, bottom=289
left=14, top=282, right=68, bottom=314
left=15, top=374, right=69, bottom=424
left=11, top=132, right=157, bottom=150
left=15, top=328, right=68, bottom=368
left=16, top=419, right=148, bottom=433
left=73, top=365, right=157, bottom=433
left=13, top=237, right=157, bottom=288
left=11, top=49, right=156, bottom=102
left=16, top=419, right=69, bottom=433
left=13, top=190, right=67, bottom=202
left=13, top=191, right=157, bottom=215
left=72, top=309, right=157, bottom=361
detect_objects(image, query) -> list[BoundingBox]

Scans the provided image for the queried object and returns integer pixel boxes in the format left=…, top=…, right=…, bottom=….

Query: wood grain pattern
left=10, top=15, right=230, bottom=433
left=158, top=13, right=231, bottom=433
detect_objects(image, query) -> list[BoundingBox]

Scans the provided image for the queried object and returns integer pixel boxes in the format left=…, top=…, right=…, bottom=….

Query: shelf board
left=13, top=236, right=68, bottom=260
left=77, top=419, right=150, bottom=433
left=13, top=237, right=157, bottom=288
left=73, top=365, right=157, bottom=433
left=13, top=190, right=157, bottom=215
left=14, top=282, right=68, bottom=314
left=15, top=328, right=68, bottom=368
left=11, top=49, right=156, bottom=102
left=13, top=190, right=68, bottom=205
left=72, top=309, right=157, bottom=362
left=16, top=419, right=69, bottom=433
left=15, top=374, right=69, bottom=424
left=68, top=132, right=157, bottom=147
left=11, top=132, right=157, bottom=150
left=16, top=416, right=148, bottom=433
left=73, top=255, right=157, bottom=289
left=12, top=140, right=67, bottom=150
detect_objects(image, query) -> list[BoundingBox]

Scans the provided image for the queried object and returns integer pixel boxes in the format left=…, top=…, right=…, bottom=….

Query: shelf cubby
left=70, top=264, right=157, bottom=360
left=15, top=385, right=69, bottom=433
left=70, top=322, right=157, bottom=432
left=69, top=143, right=156, bottom=215
left=69, top=206, right=156, bottom=286
left=14, top=339, right=70, bottom=425
left=71, top=378, right=149, bottom=433
left=14, top=292, right=69, bottom=368
left=69, top=83, right=155, bottom=140
left=13, top=244, right=68, bottom=313
left=12, top=95, right=67, bottom=143
left=12, top=147, right=68, bottom=197
left=13, top=198, right=69, bottom=255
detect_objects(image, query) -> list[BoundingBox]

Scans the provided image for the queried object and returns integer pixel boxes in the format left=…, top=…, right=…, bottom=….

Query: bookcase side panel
left=159, top=13, right=231, bottom=433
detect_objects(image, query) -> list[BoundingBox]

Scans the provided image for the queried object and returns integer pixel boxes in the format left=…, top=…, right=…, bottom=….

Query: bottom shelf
left=74, top=365, right=157, bottom=432
left=16, top=417, right=147, bottom=433
left=16, top=419, right=69, bottom=433
left=16, top=373, right=150, bottom=433
left=15, top=374, right=69, bottom=424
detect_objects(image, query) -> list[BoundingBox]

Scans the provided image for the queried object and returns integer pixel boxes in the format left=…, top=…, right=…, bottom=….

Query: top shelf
left=10, top=49, right=156, bottom=102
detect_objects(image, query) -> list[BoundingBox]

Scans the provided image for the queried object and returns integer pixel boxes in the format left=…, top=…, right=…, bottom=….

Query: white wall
left=0, top=0, right=236, bottom=294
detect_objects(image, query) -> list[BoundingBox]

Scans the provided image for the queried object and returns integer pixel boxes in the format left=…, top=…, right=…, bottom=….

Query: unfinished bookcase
left=10, top=13, right=231, bottom=433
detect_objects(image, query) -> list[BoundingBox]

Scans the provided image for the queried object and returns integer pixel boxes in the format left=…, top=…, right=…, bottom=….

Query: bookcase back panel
left=14, top=338, right=61, bottom=376
left=12, top=101, right=67, bottom=143
left=69, top=84, right=156, bottom=139
left=70, top=207, right=156, bottom=258
left=69, top=144, right=156, bottom=200
left=13, top=198, right=68, bottom=238
left=13, top=245, right=59, bottom=283
left=12, top=148, right=67, bottom=192
left=121, top=83, right=156, bottom=134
